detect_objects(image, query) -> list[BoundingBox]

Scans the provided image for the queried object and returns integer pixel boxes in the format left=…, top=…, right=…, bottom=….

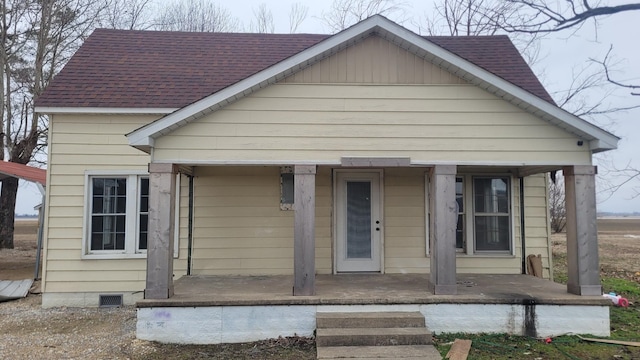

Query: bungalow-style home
left=35, top=15, right=616, bottom=343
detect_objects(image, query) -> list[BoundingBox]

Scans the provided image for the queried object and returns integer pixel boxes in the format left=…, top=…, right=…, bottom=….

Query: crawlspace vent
left=99, top=294, right=123, bottom=308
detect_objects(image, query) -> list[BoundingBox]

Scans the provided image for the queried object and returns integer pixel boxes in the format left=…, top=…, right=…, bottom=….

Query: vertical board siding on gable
left=190, top=166, right=332, bottom=275
left=43, top=114, right=189, bottom=293
left=152, top=84, right=591, bottom=165
left=284, top=35, right=466, bottom=85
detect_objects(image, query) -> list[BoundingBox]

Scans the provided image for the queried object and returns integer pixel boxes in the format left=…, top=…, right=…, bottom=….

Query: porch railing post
left=563, top=165, right=601, bottom=295
left=293, top=165, right=316, bottom=296
left=429, top=165, right=458, bottom=295
left=145, top=163, right=178, bottom=299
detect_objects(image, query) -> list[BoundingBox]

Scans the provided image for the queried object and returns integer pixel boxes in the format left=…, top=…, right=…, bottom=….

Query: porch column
left=563, top=165, right=601, bottom=296
left=145, top=163, right=178, bottom=299
left=293, top=165, right=316, bottom=296
left=429, top=165, right=458, bottom=295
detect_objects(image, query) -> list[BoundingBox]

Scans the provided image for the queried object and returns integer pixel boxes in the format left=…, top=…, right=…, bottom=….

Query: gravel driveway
left=0, top=293, right=148, bottom=359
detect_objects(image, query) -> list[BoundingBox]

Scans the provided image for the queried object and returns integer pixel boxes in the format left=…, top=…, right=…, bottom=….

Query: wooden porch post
left=563, top=165, right=601, bottom=296
left=293, top=165, right=316, bottom=296
left=429, top=165, right=458, bottom=295
left=145, top=163, right=178, bottom=299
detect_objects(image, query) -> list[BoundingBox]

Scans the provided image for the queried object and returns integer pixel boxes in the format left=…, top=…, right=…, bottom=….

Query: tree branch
left=590, top=45, right=640, bottom=96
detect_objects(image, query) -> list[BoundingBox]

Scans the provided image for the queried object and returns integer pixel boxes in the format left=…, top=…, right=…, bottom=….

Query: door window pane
left=346, top=181, right=372, bottom=259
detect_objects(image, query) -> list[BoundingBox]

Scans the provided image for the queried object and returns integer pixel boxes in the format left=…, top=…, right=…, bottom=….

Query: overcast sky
left=13, top=0, right=639, bottom=214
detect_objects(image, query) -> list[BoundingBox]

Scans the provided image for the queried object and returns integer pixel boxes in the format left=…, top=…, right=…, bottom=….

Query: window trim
left=425, top=173, right=515, bottom=257
left=471, top=175, right=512, bottom=254
left=82, top=170, right=180, bottom=260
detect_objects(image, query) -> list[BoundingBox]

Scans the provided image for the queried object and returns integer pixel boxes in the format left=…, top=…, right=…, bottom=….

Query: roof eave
left=127, top=15, right=619, bottom=152
left=35, top=106, right=178, bottom=115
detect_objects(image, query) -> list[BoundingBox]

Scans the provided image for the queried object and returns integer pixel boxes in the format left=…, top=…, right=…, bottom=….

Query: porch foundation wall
left=136, top=303, right=609, bottom=344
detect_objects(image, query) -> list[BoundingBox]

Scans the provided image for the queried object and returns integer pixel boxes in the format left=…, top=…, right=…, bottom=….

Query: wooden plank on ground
left=577, top=335, right=640, bottom=347
left=446, top=339, right=472, bottom=360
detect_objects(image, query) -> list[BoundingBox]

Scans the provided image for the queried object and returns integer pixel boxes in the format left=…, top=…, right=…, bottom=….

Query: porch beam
left=517, top=166, right=561, bottom=178
left=429, top=165, right=458, bottom=295
left=563, top=165, right=601, bottom=296
left=341, top=157, right=411, bottom=167
left=293, top=165, right=316, bottom=296
left=145, top=163, right=178, bottom=299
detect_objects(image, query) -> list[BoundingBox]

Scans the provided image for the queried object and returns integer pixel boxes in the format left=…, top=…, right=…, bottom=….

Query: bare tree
left=289, top=2, right=309, bottom=33
left=552, top=62, right=640, bottom=119
left=488, top=1, right=640, bottom=93
left=102, top=0, right=154, bottom=30
left=549, top=174, right=566, bottom=233
left=590, top=45, right=640, bottom=97
left=424, top=0, right=509, bottom=36
left=495, top=1, right=640, bottom=34
left=249, top=3, right=274, bottom=34
left=422, top=0, right=542, bottom=65
left=321, top=0, right=408, bottom=33
left=154, top=0, right=240, bottom=32
left=0, top=0, right=107, bottom=249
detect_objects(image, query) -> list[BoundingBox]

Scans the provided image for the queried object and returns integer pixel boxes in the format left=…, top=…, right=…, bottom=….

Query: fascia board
left=35, top=106, right=177, bottom=115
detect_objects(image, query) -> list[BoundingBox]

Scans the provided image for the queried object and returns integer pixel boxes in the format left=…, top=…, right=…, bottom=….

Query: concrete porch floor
left=137, top=274, right=608, bottom=307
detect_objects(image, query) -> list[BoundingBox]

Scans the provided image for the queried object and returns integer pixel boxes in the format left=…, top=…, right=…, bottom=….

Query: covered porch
left=136, top=273, right=610, bottom=344
left=143, top=162, right=601, bottom=299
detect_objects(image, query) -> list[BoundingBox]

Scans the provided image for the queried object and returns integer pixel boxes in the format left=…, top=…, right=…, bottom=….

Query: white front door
left=335, top=171, right=382, bottom=272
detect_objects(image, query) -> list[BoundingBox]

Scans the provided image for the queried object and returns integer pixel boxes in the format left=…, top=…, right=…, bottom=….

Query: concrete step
left=317, top=345, right=442, bottom=359
left=316, top=327, right=432, bottom=347
left=316, top=312, right=425, bottom=329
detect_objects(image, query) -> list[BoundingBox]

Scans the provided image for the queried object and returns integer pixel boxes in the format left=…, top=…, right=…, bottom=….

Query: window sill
left=456, top=253, right=515, bottom=258
left=81, top=252, right=180, bottom=260
left=82, top=253, right=147, bottom=260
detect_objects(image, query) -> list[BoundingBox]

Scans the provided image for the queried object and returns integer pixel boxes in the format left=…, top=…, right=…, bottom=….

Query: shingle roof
left=35, top=29, right=554, bottom=109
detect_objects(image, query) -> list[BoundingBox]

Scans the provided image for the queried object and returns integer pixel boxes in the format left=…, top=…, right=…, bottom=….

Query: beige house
left=35, top=16, right=615, bottom=341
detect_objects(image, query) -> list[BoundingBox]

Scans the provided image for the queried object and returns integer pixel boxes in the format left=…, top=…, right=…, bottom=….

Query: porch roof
left=137, top=274, right=608, bottom=308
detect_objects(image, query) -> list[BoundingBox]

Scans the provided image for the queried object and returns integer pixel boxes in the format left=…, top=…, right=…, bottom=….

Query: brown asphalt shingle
left=35, top=29, right=553, bottom=109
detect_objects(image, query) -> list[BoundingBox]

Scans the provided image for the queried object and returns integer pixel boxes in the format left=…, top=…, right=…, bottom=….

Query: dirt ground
left=1, top=218, right=639, bottom=359
left=0, top=219, right=40, bottom=280
left=552, top=217, right=640, bottom=283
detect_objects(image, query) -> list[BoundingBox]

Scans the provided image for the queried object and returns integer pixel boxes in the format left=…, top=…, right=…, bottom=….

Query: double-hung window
left=452, top=175, right=512, bottom=254
left=84, top=172, right=155, bottom=258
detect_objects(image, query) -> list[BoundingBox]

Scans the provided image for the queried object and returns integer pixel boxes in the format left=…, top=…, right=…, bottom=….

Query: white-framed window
left=427, top=173, right=513, bottom=255
left=83, top=171, right=180, bottom=259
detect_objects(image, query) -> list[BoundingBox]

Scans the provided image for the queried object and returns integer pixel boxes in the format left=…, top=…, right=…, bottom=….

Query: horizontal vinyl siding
left=383, top=168, right=428, bottom=273
left=190, top=166, right=332, bottom=275
left=43, top=114, right=189, bottom=294
left=153, top=84, right=591, bottom=164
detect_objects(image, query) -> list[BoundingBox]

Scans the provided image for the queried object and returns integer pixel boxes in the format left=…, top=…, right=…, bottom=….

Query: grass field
left=434, top=218, right=640, bottom=359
